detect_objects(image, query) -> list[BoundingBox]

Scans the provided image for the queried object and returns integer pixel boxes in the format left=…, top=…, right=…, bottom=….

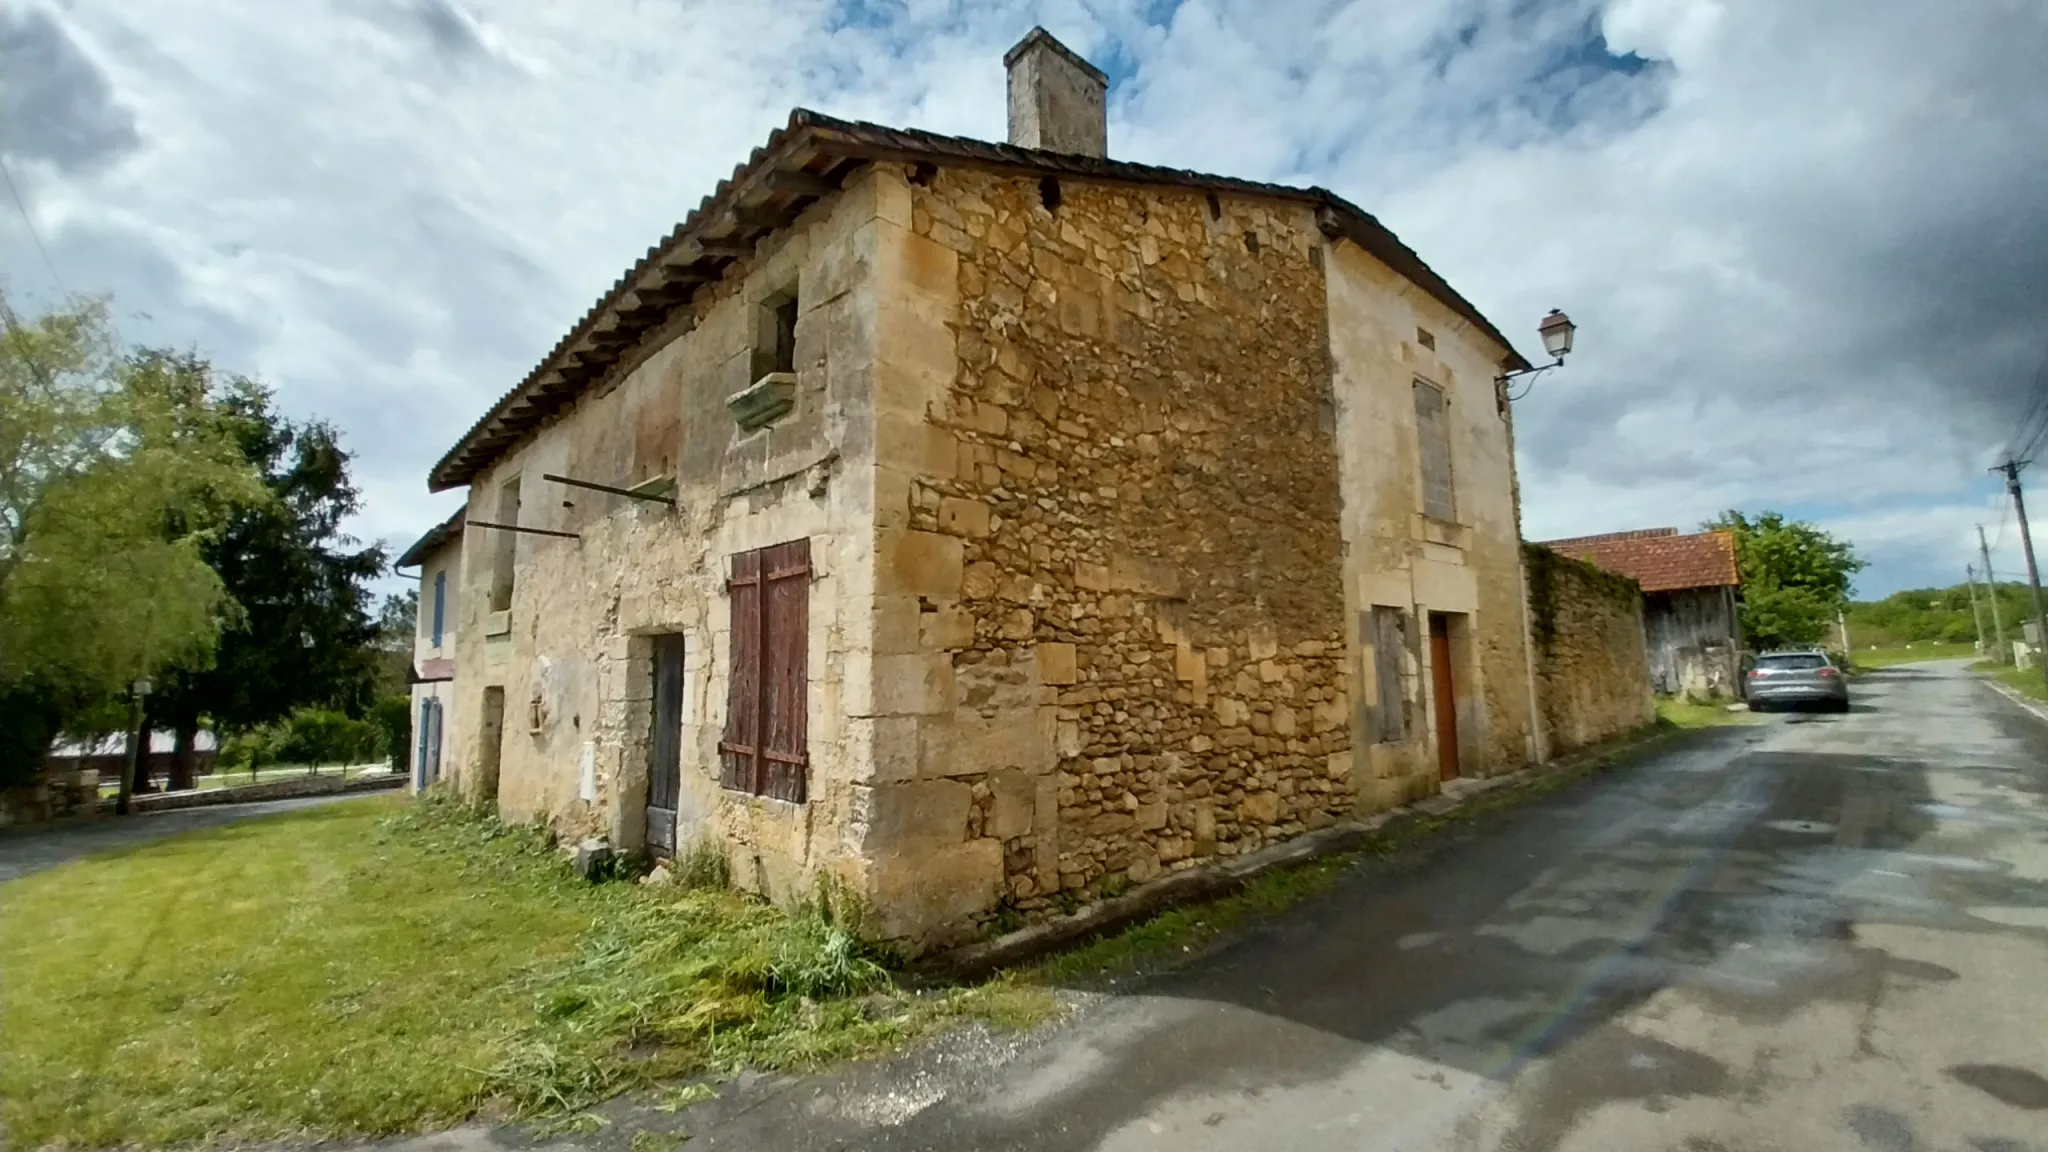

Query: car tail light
left=1815, top=667, right=1839, bottom=678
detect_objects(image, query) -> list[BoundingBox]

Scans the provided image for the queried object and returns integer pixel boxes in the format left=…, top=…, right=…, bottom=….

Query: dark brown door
left=1429, top=614, right=1460, bottom=780
left=647, top=634, right=685, bottom=855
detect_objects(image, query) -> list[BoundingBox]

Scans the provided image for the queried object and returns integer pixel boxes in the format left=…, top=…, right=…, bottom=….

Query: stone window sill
left=727, top=372, right=797, bottom=433
left=484, top=609, right=512, bottom=638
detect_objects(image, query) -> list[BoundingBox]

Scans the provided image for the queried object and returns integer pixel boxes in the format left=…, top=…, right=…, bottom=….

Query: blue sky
left=4, top=0, right=2047, bottom=601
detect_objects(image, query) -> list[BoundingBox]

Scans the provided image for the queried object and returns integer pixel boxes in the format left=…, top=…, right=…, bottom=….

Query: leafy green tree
left=146, top=364, right=386, bottom=788
left=372, top=589, right=418, bottom=698
left=0, top=296, right=266, bottom=785
left=1708, top=510, right=1867, bottom=650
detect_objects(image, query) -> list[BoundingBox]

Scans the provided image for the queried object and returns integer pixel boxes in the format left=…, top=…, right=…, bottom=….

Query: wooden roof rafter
left=427, top=110, right=1526, bottom=492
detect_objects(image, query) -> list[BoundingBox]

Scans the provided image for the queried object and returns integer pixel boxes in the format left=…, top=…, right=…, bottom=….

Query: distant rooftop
left=1540, top=528, right=1741, bottom=593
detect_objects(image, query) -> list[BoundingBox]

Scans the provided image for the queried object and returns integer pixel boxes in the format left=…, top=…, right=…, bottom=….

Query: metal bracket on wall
left=542, top=472, right=678, bottom=509
left=464, top=519, right=581, bottom=540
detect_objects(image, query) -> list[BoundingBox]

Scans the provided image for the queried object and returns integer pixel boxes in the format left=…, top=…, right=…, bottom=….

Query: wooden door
left=1429, top=614, right=1460, bottom=780
left=646, top=634, right=686, bottom=855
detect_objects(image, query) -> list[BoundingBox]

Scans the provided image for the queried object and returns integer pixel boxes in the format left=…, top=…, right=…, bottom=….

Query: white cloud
left=3, top=0, right=2045, bottom=601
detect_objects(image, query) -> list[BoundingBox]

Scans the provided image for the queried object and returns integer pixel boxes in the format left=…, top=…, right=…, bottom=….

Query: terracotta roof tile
left=1538, top=528, right=1740, bottom=593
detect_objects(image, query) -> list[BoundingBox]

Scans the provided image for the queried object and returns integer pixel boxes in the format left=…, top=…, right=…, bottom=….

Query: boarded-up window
left=720, top=539, right=810, bottom=802
left=1414, top=380, right=1455, bottom=522
left=1371, top=606, right=1411, bottom=744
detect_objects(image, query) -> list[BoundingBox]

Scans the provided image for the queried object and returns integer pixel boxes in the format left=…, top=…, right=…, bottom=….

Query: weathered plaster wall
left=1525, top=544, right=1656, bottom=754
left=863, top=166, right=1352, bottom=940
left=1323, top=242, right=1538, bottom=802
left=446, top=169, right=892, bottom=905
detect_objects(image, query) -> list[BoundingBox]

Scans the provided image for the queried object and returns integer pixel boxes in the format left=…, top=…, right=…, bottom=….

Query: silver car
left=1745, top=649, right=1850, bottom=713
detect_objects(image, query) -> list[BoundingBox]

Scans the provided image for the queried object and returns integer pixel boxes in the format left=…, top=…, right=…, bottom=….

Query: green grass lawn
left=1654, top=695, right=1759, bottom=729
left=97, top=763, right=387, bottom=796
left=1974, top=659, right=2048, bottom=702
left=0, top=796, right=1047, bottom=1148
left=1849, top=641, right=1980, bottom=671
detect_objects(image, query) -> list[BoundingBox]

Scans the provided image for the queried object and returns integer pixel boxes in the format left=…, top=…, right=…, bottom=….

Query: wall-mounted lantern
left=1497, top=309, right=1577, bottom=413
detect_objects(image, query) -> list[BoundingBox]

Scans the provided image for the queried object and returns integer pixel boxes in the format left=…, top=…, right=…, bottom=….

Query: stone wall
left=0, top=770, right=100, bottom=827
left=447, top=168, right=893, bottom=907
left=1524, top=543, right=1655, bottom=754
left=864, top=167, right=1353, bottom=942
left=119, top=770, right=403, bottom=814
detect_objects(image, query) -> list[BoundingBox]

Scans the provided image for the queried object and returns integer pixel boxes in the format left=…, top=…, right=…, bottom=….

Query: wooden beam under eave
left=690, top=238, right=756, bottom=260
left=765, top=169, right=838, bottom=198
left=730, top=203, right=799, bottom=231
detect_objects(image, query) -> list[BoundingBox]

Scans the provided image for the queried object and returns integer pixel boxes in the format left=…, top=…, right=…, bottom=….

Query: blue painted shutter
left=416, top=699, right=432, bottom=788
left=431, top=571, right=446, bottom=647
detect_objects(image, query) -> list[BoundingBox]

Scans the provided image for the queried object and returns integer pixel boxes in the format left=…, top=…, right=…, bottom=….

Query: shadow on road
left=867, top=745, right=2016, bottom=1152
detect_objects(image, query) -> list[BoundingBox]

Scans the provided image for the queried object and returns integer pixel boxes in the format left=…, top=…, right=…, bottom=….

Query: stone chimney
left=1004, top=27, right=1108, bottom=157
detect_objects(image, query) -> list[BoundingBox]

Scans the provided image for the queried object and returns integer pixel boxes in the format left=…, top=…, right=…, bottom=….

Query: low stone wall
left=109, top=769, right=404, bottom=815
left=1524, top=544, right=1656, bottom=755
left=0, top=769, right=101, bottom=827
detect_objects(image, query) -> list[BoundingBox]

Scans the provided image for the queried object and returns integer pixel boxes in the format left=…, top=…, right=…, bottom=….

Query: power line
left=0, top=156, right=66, bottom=296
left=2009, top=340, right=2048, bottom=462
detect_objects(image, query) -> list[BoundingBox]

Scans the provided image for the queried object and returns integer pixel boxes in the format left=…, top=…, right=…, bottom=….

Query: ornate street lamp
left=1497, top=308, right=1577, bottom=409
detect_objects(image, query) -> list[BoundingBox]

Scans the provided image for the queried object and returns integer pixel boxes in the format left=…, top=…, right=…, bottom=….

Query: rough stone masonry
left=414, top=28, right=1641, bottom=951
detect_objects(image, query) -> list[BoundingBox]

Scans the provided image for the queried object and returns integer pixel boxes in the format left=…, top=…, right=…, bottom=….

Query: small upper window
left=770, top=295, right=798, bottom=376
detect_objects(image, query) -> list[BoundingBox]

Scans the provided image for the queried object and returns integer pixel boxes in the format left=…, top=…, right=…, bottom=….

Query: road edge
left=1979, top=675, right=2048, bottom=725
left=919, top=721, right=1698, bottom=981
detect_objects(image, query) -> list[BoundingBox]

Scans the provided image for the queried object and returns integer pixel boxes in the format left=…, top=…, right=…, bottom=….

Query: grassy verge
left=97, top=763, right=387, bottom=796
left=1974, top=658, right=2048, bottom=702
left=1654, top=695, right=1757, bottom=729
left=0, top=795, right=1048, bottom=1149
left=1849, top=642, right=1979, bottom=671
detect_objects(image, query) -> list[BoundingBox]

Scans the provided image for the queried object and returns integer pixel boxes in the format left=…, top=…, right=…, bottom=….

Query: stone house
left=396, top=506, right=463, bottom=791
left=1540, top=527, right=1743, bottom=697
left=422, top=28, right=1571, bottom=948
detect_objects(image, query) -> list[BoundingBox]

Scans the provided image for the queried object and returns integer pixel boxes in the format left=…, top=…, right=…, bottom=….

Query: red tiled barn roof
left=1539, top=528, right=1741, bottom=593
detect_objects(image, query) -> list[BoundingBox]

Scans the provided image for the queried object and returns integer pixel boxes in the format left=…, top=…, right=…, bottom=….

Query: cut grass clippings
left=3, top=723, right=1688, bottom=1149
left=0, top=794, right=1051, bottom=1149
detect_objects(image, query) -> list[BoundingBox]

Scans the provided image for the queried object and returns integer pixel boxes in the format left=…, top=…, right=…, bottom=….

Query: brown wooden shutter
left=760, top=539, right=811, bottom=802
left=720, top=549, right=762, bottom=791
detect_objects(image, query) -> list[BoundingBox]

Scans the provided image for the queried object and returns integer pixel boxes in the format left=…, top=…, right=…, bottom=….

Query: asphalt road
left=639, top=659, right=2046, bottom=1152
left=0, top=793, right=374, bottom=884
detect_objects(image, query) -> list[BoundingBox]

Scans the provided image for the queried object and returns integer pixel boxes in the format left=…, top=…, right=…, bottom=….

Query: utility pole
left=1980, top=524, right=2008, bottom=658
left=1836, top=608, right=1851, bottom=656
left=113, top=678, right=151, bottom=816
left=1967, top=564, right=1988, bottom=654
left=1994, top=459, right=2048, bottom=693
